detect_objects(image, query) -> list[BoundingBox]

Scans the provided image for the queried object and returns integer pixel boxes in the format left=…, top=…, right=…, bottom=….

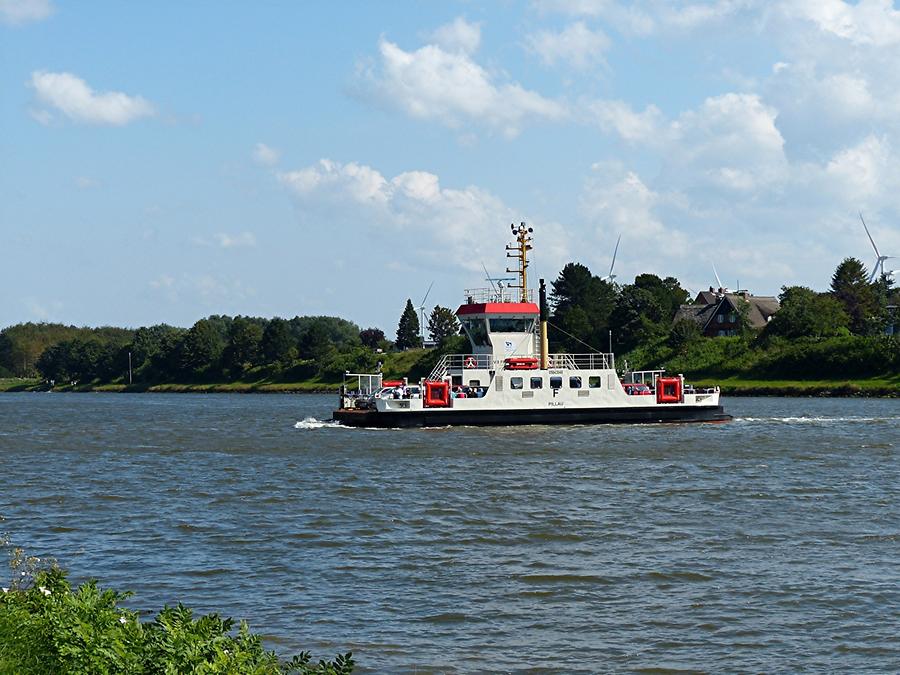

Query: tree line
left=0, top=256, right=896, bottom=386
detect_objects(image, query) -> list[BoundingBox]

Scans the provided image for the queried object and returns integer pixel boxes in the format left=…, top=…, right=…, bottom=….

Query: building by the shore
left=674, top=289, right=780, bottom=337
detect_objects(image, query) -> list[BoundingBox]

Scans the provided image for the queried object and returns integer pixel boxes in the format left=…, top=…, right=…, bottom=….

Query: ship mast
left=506, top=222, right=533, bottom=302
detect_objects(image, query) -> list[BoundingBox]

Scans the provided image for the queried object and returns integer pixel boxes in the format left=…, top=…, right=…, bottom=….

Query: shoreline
left=2, top=378, right=898, bottom=398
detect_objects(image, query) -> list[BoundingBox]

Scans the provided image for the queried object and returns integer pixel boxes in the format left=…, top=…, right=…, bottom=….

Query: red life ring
left=464, top=355, right=477, bottom=369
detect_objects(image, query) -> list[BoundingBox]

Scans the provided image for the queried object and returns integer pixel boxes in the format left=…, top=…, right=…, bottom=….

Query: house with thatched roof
left=673, top=288, right=780, bottom=337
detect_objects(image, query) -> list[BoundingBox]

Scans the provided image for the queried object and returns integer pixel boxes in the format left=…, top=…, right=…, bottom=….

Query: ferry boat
left=334, top=224, right=732, bottom=428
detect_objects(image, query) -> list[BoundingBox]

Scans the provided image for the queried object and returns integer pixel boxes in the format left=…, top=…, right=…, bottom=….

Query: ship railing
left=547, top=353, right=615, bottom=370
left=462, top=287, right=534, bottom=304
left=427, top=353, right=494, bottom=381
left=428, top=352, right=616, bottom=380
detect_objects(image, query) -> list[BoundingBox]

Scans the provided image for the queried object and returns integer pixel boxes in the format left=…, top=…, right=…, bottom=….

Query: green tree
left=148, top=328, right=188, bottom=380
left=261, top=317, right=296, bottom=367
left=395, top=299, right=422, bottom=350
left=0, top=323, right=132, bottom=378
left=668, top=318, right=702, bottom=350
left=359, top=327, right=385, bottom=349
left=179, top=319, right=226, bottom=378
left=765, top=286, right=850, bottom=339
left=549, top=263, right=616, bottom=351
left=223, top=317, right=264, bottom=375
left=427, top=306, right=459, bottom=345
left=609, top=285, right=666, bottom=352
left=289, top=316, right=361, bottom=351
left=129, top=325, right=182, bottom=378
left=633, top=274, right=689, bottom=321
left=830, top=257, right=882, bottom=334
left=297, top=320, right=334, bottom=361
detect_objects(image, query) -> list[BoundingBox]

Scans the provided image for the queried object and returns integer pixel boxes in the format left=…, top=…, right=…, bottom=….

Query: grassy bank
left=691, top=376, right=900, bottom=397
left=0, top=348, right=433, bottom=394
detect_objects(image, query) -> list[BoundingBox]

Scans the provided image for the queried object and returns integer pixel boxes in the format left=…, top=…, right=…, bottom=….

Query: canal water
left=1, top=393, right=898, bottom=673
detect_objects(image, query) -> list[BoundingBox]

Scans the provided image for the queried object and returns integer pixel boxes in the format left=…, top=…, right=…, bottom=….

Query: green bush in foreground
left=0, top=567, right=353, bottom=674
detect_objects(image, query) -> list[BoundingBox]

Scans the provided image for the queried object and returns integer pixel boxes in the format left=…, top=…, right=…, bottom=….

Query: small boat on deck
left=334, top=224, right=732, bottom=428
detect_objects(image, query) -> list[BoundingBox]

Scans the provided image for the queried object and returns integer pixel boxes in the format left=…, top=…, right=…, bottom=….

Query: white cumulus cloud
left=29, top=71, right=155, bottom=126
left=527, top=21, right=610, bottom=69
left=428, top=16, right=482, bottom=54
left=277, top=158, right=570, bottom=271
left=364, top=34, right=567, bottom=137
left=252, top=142, right=280, bottom=166
left=0, top=0, right=53, bottom=25
left=585, top=99, right=665, bottom=142
left=783, top=0, right=900, bottom=46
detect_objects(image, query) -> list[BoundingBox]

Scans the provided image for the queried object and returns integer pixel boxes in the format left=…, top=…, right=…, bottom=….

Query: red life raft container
left=656, top=377, right=683, bottom=404
left=504, top=357, right=539, bottom=370
left=424, top=380, right=450, bottom=407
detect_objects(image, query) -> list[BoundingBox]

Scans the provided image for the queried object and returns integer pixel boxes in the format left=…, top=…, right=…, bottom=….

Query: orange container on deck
left=656, top=377, right=683, bottom=404
left=504, top=357, right=539, bottom=370
left=424, top=381, right=450, bottom=407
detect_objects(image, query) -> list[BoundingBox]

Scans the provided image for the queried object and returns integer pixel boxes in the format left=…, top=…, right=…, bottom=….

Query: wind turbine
left=859, top=212, right=896, bottom=283
left=600, top=234, right=621, bottom=283
left=712, top=264, right=731, bottom=294
left=418, top=280, right=434, bottom=343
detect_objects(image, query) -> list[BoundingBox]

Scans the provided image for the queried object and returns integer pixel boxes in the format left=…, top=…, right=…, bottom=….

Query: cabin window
left=489, top=318, right=535, bottom=333
left=468, top=379, right=481, bottom=387
left=510, top=377, right=524, bottom=390
left=588, top=376, right=602, bottom=388
left=530, top=376, right=543, bottom=389
left=451, top=375, right=463, bottom=386
left=729, top=313, right=737, bottom=323
left=716, top=314, right=724, bottom=324
left=550, top=376, right=563, bottom=389
left=569, top=376, right=582, bottom=389
left=461, top=318, right=490, bottom=346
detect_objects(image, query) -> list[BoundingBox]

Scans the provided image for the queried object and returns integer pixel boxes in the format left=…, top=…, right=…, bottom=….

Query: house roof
left=675, top=292, right=780, bottom=331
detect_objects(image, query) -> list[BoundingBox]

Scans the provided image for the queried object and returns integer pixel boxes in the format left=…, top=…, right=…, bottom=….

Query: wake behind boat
left=334, top=224, right=732, bottom=428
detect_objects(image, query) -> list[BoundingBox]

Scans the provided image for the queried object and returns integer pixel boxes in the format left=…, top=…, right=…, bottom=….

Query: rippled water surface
left=2, top=393, right=899, bottom=672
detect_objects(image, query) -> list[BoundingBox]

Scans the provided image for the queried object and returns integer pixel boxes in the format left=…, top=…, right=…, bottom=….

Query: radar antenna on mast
left=506, top=222, right=533, bottom=302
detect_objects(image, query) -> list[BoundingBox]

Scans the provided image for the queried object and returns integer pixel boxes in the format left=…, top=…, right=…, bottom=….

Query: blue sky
left=3, top=0, right=900, bottom=332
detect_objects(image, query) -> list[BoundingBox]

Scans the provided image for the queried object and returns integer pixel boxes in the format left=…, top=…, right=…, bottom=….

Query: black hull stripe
left=333, top=406, right=732, bottom=428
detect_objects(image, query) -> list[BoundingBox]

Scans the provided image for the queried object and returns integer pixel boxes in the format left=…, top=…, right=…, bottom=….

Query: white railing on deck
left=427, top=353, right=493, bottom=381
left=462, top=288, right=534, bottom=304
left=548, top=353, right=614, bottom=370
left=427, top=352, right=615, bottom=381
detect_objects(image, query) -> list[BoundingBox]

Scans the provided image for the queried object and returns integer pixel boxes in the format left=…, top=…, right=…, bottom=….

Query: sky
left=2, top=0, right=900, bottom=332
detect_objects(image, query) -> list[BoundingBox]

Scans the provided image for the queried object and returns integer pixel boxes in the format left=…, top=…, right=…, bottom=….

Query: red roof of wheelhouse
left=456, top=302, right=540, bottom=316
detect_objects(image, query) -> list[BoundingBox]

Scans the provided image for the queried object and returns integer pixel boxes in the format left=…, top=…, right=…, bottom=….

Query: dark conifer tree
left=395, top=299, right=422, bottom=350
left=830, top=257, right=882, bottom=333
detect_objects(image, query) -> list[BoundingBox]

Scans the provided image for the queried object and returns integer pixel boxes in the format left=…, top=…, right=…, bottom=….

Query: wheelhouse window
left=510, top=377, right=524, bottom=390
left=461, top=318, right=490, bottom=346
left=530, top=376, right=543, bottom=389
left=588, top=376, right=602, bottom=388
left=488, top=318, right=535, bottom=333
left=569, top=376, right=582, bottom=389
left=550, top=376, right=563, bottom=389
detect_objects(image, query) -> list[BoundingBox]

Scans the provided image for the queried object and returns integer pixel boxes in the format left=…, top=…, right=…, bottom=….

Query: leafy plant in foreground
left=0, top=562, right=353, bottom=674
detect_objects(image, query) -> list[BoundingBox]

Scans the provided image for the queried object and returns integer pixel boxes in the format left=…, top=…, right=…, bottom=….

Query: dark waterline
left=1, top=393, right=898, bottom=673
